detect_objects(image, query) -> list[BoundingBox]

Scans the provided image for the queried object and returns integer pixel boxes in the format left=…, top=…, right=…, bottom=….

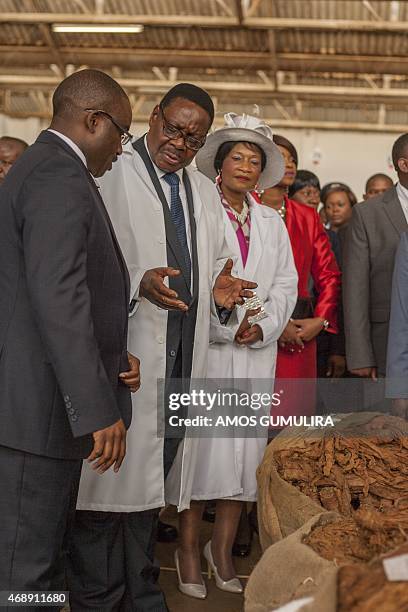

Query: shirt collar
left=143, top=134, right=183, bottom=182
left=397, top=181, right=408, bottom=200
left=48, top=129, right=87, bottom=168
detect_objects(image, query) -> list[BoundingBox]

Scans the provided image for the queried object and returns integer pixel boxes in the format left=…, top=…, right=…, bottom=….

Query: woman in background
left=321, top=181, right=357, bottom=233
left=289, top=169, right=321, bottom=209
left=260, top=135, right=341, bottom=422
left=289, top=170, right=345, bottom=379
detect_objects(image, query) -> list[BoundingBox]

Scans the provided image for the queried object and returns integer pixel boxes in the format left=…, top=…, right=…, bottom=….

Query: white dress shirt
left=48, top=129, right=103, bottom=187
left=396, top=182, right=408, bottom=223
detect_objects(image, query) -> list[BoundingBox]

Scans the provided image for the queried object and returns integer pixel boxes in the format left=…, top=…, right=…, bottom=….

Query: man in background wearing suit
left=386, top=231, right=408, bottom=419
left=0, top=69, right=140, bottom=603
left=0, top=136, right=28, bottom=183
left=343, top=133, right=408, bottom=410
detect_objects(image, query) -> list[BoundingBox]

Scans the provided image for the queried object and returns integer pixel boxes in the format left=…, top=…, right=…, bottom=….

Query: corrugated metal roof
left=1, top=0, right=408, bottom=130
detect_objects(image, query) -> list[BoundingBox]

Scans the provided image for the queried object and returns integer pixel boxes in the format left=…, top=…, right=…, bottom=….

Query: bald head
left=52, top=69, right=129, bottom=120
left=50, top=69, right=132, bottom=178
left=0, top=136, right=28, bottom=183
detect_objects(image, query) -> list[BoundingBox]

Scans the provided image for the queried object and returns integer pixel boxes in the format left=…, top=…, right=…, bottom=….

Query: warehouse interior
left=1, top=3, right=408, bottom=611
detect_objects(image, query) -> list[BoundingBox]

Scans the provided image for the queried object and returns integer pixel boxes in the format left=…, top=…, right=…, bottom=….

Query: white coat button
left=157, top=336, right=164, bottom=343
left=158, top=238, right=165, bottom=244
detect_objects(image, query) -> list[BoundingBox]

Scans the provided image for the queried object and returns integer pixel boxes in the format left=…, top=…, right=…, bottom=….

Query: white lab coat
left=76, top=141, right=230, bottom=513
left=166, top=194, right=298, bottom=503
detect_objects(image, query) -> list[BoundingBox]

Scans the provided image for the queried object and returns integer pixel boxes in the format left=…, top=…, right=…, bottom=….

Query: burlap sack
left=300, top=542, right=408, bottom=612
left=257, top=412, right=396, bottom=550
left=244, top=512, right=339, bottom=612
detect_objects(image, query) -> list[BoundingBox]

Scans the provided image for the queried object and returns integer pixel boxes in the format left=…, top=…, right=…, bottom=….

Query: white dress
left=166, top=194, right=297, bottom=503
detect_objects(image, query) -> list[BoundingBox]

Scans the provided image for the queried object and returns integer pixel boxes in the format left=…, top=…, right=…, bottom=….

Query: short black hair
left=52, top=69, right=129, bottom=119
left=0, top=136, right=28, bottom=150
left=392, top=133, right=408, bottom=169
left=365, top=172, right=393, bottom=192
left=214, top=141, right=266, bottom=174
left=272, top=134, right=298, bottom=167
left=160, top=83, right=214, bottom=126
left=321, top=182, right=357, bottom=207
left=289, top=169, right=320, bottom=199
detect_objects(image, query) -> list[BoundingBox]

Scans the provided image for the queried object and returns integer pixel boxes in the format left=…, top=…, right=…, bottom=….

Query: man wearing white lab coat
left=69, top=84, right=256, bottom=612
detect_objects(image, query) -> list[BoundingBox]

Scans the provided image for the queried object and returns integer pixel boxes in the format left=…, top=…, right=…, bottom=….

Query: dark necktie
left=163, top=172, right=191, bottom=287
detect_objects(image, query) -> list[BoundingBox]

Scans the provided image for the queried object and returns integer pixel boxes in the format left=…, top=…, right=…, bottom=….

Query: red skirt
left=272, top=339, right=316, bottom=419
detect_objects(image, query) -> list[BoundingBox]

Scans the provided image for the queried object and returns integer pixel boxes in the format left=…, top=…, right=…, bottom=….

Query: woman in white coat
left=166, top=114, right=298, bottom=598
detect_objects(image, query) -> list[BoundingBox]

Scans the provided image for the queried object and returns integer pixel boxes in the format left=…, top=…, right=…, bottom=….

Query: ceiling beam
left=2, top=47, right=408, bottom=76
left=235, top=0, right=244, bottom=25
left=3, top=73, right=408, bottom=107
left=37, top=24, right=65, bottom=76
left=0, top=12, right=238, bottom=26
left=267, top=30, right=278, bottom=89
left=245, top=17, right=408, bottom=32
left=2, top=13, right=408, bottom=31
left=2, top=106, right=406, bottom=133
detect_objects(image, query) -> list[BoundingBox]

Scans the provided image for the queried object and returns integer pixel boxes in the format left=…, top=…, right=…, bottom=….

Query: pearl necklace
left=277, top=201, right=286, bottom=220
left=229, top=198, right=249, bottom=225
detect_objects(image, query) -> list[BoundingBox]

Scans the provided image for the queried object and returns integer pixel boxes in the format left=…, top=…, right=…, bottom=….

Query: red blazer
left=284, top=196, right=340, bottom=333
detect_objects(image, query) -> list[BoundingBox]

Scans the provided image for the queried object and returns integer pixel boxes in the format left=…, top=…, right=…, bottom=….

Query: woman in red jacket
left=261, top=135, right=341, bottom=421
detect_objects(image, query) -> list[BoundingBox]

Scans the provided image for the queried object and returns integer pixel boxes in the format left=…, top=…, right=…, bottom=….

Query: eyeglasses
left=159, top=104, right=206, bottom=151
left=84, top=109, right=133, bottom=145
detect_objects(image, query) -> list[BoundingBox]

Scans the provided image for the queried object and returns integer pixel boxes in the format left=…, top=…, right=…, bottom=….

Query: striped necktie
left=163, top=172, right=191, bottom=287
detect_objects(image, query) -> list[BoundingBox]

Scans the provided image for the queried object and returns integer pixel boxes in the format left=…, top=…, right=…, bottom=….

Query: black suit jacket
left=0, top=130, right=132, bottom=459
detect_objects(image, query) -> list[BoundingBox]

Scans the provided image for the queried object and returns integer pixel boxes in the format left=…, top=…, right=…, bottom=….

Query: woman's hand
left=235, top=308, right=263, bottom=345
left=292, top=317, right=325, bottom=343
left=279, top=320, right=304, bottom=349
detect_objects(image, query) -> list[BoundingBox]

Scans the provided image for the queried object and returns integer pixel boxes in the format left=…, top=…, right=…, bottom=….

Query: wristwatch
left=322, top=319, right=330, bottom=330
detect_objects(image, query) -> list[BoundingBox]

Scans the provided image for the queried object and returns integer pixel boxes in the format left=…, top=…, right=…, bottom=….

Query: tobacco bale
left=257, top=413, right=408, bottom=548
left=303, top=508, right=408, bottom=566
left=337, top=543, right=408, bottom=612
left=273, top=414, right=408, bottom=518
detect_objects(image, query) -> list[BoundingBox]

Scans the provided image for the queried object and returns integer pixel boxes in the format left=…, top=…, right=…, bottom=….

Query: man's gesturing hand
left=119, top=352, right=141, bottom=392
left=87, top=418, right=127, bottom=474
left=140, top=267, right=188, bottom=311
left=213, top=259, right=257, bottom=310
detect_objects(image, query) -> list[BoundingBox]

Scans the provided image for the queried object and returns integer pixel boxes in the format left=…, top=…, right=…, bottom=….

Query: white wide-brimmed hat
left=195, top=112, right=285, bottom=190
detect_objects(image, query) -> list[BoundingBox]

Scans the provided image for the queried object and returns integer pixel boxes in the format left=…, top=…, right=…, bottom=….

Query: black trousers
left=0, top=445, right=81, bottom=612
left=67, top=351, right=184, bottom=612
left=67, top=437, right=180, bottom=612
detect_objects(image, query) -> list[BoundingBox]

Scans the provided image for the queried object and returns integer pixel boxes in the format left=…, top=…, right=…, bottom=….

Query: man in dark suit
left=343, top=134, right=408, bottom=410
left=386, top=231, right=408, bottom=419
left=0, top=69, right=140, bottom=604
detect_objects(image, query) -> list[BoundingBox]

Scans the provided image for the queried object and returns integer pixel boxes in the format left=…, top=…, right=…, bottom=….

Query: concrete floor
left=158, top=506, right=262, bottom=612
